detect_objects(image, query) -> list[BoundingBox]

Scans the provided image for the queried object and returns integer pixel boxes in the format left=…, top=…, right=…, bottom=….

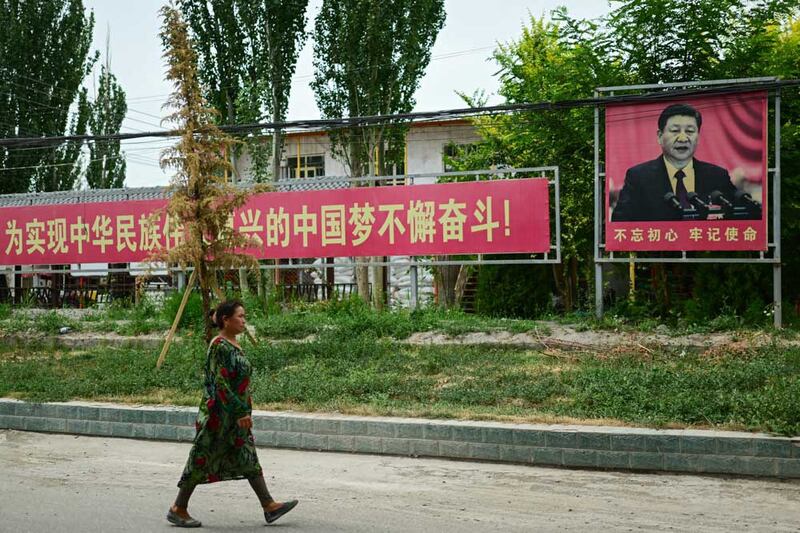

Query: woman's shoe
left=264, top=500, right=298, bottom=524
left=166, top=509, right=202, bottom=528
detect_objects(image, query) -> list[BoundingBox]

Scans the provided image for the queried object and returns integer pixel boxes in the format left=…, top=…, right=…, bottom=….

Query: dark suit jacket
left=611, top=157, right=737, bottom=222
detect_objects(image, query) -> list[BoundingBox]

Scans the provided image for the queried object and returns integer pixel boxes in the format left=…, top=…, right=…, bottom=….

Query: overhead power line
left=1, top=79, right=797, bottom=150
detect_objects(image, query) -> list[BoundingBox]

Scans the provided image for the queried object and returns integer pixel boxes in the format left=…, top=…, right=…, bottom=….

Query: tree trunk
left=569, top=256, right=579, bottom=311
left=371, top=257, right=384, bottom=310
left=271, top=88, right=281, bottom=182
left=552, top=263, right=565, bottom=311
left=356, top=263, right=370, bottom=302
left=347, top=139, right=370, bottom=304
left=434, top=261, right=459, bottom=309
left=453, top=264, right=471, bottom=308
left=552, top=260, right=575, bottom=312
left=197, top=259, right=213, bottom=344
left=225, top=92, right=248, bottom=294
left=651, top=263, right=670, bottom=310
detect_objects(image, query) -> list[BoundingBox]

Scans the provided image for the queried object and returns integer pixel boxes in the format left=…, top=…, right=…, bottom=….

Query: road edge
left=1, top=398, right=798, bottom=478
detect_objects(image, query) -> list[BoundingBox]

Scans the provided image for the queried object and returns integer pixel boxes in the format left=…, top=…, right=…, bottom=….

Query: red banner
left=605, top=92, right=768, bottom=252
left=0, top=179, right=550, bottom=266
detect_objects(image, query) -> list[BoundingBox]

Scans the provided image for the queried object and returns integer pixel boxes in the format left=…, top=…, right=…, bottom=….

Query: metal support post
left=593, top=97, right=604, bottom=319
left=773, top=90, right=782, bottom=328
left=409, top=264, right=418, bottom=310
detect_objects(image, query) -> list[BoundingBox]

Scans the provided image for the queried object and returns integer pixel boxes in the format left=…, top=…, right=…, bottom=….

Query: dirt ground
left=3, top=307, right=798, bottom=352
left=406, top=321, right=798, bottom=352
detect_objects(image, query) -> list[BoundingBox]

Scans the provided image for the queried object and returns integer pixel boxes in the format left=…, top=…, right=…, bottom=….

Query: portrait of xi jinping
left=610, top=103, right=758, bottom=222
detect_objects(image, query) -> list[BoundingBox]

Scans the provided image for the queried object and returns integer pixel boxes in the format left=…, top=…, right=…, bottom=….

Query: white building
left=235, top=118, right=480, bottom=182
left=236, top=118, right=482, bottom=308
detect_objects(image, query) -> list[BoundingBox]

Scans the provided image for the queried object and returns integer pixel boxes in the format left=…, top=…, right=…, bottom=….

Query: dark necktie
left=674, top=169, right=690, bottom=209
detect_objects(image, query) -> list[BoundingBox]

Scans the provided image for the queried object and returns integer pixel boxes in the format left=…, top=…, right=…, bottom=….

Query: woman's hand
left=236, top=415, right=253, bottom=430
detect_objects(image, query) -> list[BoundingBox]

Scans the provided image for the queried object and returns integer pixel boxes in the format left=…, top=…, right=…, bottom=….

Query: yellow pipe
left=404, top=140, right=408, bottom=178
left=629, top=254, right=636, bottom=301
left=296, top=138, right=301, bottom=178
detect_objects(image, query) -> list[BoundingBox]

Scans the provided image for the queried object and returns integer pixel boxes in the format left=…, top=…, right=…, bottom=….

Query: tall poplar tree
left=312, top=0, right=446, bottom=307
left=178, top=0, right=308, bottom=182
left=0, top=0, right=97, bottom=193
left=87, top=57, right=127, bottom=189
left=606, top=0, right=800, bottom=83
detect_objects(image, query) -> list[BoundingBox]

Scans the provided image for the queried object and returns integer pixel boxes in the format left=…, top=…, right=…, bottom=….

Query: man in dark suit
left=611, top=103, right=738, bottom=222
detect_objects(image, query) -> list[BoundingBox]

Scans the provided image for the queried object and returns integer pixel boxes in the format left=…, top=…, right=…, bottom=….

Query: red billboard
left=605, top=92, right=768, bottom=251
left=0, top=178, right=551, bottom=265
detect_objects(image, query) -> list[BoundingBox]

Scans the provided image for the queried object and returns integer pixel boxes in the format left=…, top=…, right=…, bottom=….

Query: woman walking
left=167, top=300, right=298, bottom=527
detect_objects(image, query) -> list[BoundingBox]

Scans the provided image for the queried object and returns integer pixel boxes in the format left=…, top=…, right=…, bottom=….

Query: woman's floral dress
left=178, top=336, right=263, bottom=487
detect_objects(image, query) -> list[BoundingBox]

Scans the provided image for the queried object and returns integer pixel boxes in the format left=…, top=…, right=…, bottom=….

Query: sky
left=82, top=0, right=612, bottom=188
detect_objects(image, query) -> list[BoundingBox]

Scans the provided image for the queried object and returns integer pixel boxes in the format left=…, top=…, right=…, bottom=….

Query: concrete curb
left=1, top=398, right=798, bottom=479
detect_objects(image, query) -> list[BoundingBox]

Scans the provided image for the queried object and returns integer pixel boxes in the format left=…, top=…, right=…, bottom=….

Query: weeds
left=0, top=332, right=797, bottom=435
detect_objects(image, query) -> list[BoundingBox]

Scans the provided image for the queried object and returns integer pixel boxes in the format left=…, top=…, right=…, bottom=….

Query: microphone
left=710, top=190, right=734, bottom=210
left=734, top=190, right=762, bottom=218
left=663, top=191, right=682, bottom=210
left=687, top=192, right=709, bottom=210
left=686, top=192, right=709, bottom=220
left=735, top=190, right=761, bottom=209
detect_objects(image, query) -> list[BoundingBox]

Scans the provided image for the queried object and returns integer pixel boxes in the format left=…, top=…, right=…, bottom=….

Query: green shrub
left=161, top=290, right=205, bottom=330
left=33, top=311, right=80, bottom=334
left=106, top=297, right=134, bottom=320
left=475, top=262, right=552, bottom=318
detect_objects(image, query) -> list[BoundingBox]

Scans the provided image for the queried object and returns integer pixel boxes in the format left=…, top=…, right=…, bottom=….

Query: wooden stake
left=156, top=269, right=197, bottom=369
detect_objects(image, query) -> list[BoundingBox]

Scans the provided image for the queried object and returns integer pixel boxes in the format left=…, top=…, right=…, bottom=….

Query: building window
left=443, top=143, right=477, bottom=172
left=284, top=155, right=325, bottom=179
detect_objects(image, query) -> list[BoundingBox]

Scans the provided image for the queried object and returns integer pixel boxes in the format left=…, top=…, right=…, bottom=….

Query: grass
left=0, top=329, right=797, bottom=436
left=1, top=296, right=797, bottom=435
left=547, top=308, right=787, bottom=338
left=0, top=299, right=544, bottom=340
left=252, top=299, right=545, bottom=340
left=0, top=310, right=84, bottom=334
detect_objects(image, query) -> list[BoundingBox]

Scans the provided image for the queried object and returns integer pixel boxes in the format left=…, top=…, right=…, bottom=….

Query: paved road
left=0, top=430, right=798, bottom=532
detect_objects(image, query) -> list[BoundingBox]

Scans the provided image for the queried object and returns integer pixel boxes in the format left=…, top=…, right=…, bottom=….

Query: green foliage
left=33, top=311, right=81, bottom=334
left=605, top=0, right=799, bottom=83
left=447, top=14, right=629, bottom=310
left=0, top=339, right=208, bottom=403
left=475, top=264, right=553, bottom=319
left=566, top=348, right=800, bottom=435
left=1, top=338, right=797, bottom=435
left=252, top=297, right=542, bottom=339
left=0, top=304, right=10, bottom=320
left=0, top=0, right=97, bottom=193
left=179, top=0, right=309, bottom=180
left=86, top=63, right=127, bottom=188
left=678, top=264, right=771, bottom=325
left=161, top=290, right=205, bottom=331
left=450, top=3, right=800, bottom=318
left=311, top=0, right=446, bottom=176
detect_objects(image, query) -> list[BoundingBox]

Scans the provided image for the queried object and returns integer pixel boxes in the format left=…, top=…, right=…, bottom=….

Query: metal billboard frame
left=593, top=78, right=782, bottom=327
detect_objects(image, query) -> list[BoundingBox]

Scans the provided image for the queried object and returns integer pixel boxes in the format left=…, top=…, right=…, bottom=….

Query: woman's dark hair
left=207, top=309, right=218, bottom=329
left=214, top=300, right=244, bottom=329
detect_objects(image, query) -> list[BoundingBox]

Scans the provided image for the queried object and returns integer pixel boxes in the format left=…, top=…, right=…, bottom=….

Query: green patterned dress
left=178, top=336, right=263, bottom=487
